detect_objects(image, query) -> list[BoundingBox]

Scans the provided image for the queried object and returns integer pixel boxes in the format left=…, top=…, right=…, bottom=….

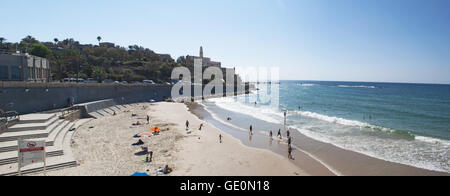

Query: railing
left=0, top=110, right=20, bottom=134
left=59, top=107, right=79, bottom=119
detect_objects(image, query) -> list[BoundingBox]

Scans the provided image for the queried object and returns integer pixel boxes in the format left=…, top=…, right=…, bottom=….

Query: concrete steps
left=7, top=116, right=58, bottom=132
left=0, top=120, right=74, bottom=165
left=0, top=111, right=93, bottom=176
left=0, top=146, right=64, bottom=166
left=0, top=119, right=63, bottom=142
left=0, top=155, right=77, bottom=176
left=16, top=114, right=56, bottom=125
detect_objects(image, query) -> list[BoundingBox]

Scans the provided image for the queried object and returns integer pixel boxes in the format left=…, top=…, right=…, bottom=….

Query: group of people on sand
left=251, top=124, right=295, bottom=160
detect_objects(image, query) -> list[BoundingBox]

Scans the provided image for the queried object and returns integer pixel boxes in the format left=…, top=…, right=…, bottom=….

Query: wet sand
left=187, top=102, right=450, bottom=176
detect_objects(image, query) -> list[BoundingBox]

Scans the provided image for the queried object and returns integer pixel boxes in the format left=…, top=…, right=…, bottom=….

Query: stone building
left=186, top=46, right=222, bottom=68
left=0, top=53, right=51, bottom=82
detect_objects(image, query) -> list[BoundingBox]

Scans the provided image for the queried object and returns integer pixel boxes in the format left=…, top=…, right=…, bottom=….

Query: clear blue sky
left=1, top=0, right=450, bottom=84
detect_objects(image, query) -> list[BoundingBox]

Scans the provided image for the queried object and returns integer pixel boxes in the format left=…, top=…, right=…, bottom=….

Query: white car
left=143, top=80, right=156, bottom=84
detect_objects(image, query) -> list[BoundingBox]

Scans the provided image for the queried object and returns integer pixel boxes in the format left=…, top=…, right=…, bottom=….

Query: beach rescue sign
left=18, top=140, right=45, bottom=168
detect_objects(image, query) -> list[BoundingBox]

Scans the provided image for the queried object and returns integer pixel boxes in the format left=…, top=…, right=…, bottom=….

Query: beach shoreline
left=33, top=100, right=449, bottom=176
left=188, top=101, right=449, bottom=176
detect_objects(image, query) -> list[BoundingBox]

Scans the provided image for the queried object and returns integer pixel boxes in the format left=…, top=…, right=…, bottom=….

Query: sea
left=199, top=81, right=450, bottom=173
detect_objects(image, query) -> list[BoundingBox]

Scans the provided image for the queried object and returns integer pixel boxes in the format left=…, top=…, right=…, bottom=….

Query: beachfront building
left=0, top=52, right=51, bottom=82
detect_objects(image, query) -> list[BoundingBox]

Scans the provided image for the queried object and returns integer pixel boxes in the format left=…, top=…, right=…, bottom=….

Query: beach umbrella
left=137, top=132, right=153, bottom=137
left=131, top=172, right=150, bottom=176
left=151, top=127, right=161, bottom=133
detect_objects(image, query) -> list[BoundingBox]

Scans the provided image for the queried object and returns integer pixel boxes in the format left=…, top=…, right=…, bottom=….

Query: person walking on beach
left=146, top=115, right=150, bottom=124
left=278, top=129, right=282, bottom=139
left=250, top=125, right=253, bottom=135
left=186, top=120, right=190, bottom=130
left=288, top=145, right=293, bottom=160
left=219, top=134, right=222, bottom=143
left=287, top=129, right=290, bottom=138
left=288, top=136, right=292, bottom=146
left=199, top=123, right=204, bottom=131
left=269, top=130, right=273, bottom=138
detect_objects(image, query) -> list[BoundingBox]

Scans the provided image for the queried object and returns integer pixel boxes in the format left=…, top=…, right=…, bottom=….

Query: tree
left=30, top=43, right=52, bottom=58
left=54, top=38, right=59, bottom=45
left=97, top=36, right=102, bottom=44
left=0, top=37, right=5, bottom=44
left=22, top=35, right=38, bottom=44
left=92, top=66, right=107, bottom=81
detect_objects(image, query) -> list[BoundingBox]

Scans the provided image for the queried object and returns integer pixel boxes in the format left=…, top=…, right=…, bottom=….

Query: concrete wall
left=0, top=84, right=172, bottom=114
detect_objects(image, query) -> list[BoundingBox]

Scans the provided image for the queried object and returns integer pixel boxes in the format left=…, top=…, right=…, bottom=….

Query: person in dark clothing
left=287, top=129, right=290, bottom=138
left=147, top=115, right=150, bottom=124
left=219, top=134, right=222, bottom=143
left=186, top=120, right=190, bottom=130
left=277, top=129, right=282, bottom=139
left=269, top=130, right=273, bottom=138
left=250, top=125, right=253, bottom=135
left=132, top=139, right=144, bottom=146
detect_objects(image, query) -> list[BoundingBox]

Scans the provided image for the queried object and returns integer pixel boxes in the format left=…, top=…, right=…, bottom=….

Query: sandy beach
left=36, top=102, right=306, bottom=176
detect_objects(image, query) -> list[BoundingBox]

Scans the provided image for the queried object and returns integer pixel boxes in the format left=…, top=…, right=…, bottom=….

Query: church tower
left=200, top=46, right=203, bottom=58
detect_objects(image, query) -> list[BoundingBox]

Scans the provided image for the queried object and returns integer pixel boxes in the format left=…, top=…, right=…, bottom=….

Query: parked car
left=102, top=79, right=114, bottom=84
left=84, top=78, right=98, bottom=84
left=143, top=80, right=156, bottom=84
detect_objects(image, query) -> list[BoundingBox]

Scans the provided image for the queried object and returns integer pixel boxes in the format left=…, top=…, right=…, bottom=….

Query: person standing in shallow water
left=250, top=125, right=253, bottom=135
left=278, top=129, right=282, bottom=139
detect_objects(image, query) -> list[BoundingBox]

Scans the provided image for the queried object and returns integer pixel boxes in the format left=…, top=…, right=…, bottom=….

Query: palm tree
left=0, top=37, right=5, bottom=44
left=97, top=36, right=102, bottom=45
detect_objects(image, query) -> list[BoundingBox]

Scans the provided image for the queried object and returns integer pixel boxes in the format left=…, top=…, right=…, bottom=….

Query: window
left=10, top=66, right=21, bottom=80
left=0, top=65, right=8, bottom=80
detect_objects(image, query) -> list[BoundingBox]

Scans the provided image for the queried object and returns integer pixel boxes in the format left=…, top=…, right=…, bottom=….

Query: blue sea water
left=204, top=81, right=450, bottom=172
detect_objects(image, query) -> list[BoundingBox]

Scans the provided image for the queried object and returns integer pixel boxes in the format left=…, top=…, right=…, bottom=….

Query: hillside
left=0, top=36, right=189, bottom=83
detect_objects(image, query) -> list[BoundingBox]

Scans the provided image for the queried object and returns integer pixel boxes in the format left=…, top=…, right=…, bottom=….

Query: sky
left=1, top=0, right=450, bottom=84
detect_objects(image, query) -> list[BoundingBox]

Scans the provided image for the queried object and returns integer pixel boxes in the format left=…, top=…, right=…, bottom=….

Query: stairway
left=0, top=113, right=91, bottom=176
left=88, top=104, right=134, bottom=119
